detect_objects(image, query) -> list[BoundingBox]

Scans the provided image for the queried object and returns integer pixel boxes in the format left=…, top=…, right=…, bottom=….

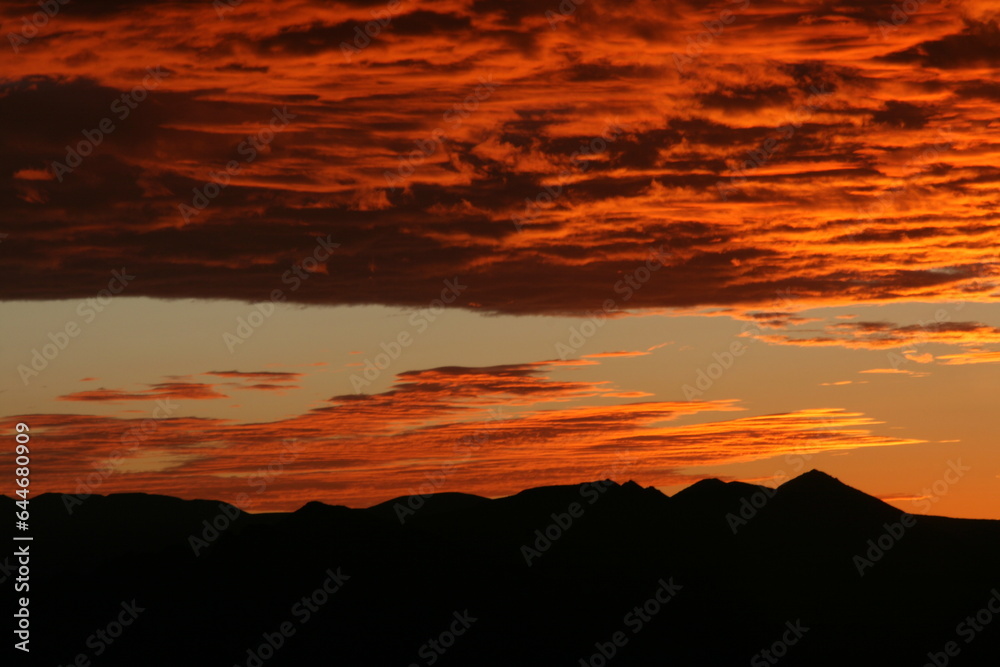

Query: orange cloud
left=750, top=318, right=1000, bottom=364
left=583, top=351, right=651, bottom=358
left=0, top=1, right=997, bottom=315
left=937, top=350, right=1000, bottom=365
left=58, top=382, right=228, bottom=402
left=859, top=368, right=929, bottom=377
left=202, top=370, right=302, bottom=392
left=13, top=362, right=921, bottom=511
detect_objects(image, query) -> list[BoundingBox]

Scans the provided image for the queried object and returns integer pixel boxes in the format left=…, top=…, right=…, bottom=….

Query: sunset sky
left=2, top=0, right=998, bottom=517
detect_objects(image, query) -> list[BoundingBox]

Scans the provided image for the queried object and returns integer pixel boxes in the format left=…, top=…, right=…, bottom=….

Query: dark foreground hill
left=4, top=470, right=1000, bottom=666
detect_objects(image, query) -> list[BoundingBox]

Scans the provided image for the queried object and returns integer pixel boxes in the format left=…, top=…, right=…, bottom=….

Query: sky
left=1, top=0, right=998, bottom=517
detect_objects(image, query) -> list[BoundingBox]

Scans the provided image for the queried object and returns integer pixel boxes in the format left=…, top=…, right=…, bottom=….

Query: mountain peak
left=670, top=477, right=770, bottom=517
left=772, top=469, right=901, bottom=520
left=785, top=469, right=842, bottom=486
left=673, top=477, right=725, bottom=497
left=777, top=469, right=858, bottom=498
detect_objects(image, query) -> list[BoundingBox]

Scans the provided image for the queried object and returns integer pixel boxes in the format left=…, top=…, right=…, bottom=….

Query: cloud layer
left=8, top=362, right=920, bottom=510
left=1, top=0, right=998, bottom=315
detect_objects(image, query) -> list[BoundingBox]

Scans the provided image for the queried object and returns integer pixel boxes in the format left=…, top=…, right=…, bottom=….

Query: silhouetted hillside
left=5, top=471, right=999, bottom=666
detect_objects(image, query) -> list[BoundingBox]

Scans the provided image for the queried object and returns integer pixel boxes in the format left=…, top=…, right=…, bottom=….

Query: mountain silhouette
left=771, top=469, right=902, bottom=515
left=5, top=471, right=999, bottom=666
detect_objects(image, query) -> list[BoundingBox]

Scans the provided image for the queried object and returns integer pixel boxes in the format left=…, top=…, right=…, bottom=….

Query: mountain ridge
left=6, top=469, right=1000, bottom=666
left=2, top=469, right=935, bottom=517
